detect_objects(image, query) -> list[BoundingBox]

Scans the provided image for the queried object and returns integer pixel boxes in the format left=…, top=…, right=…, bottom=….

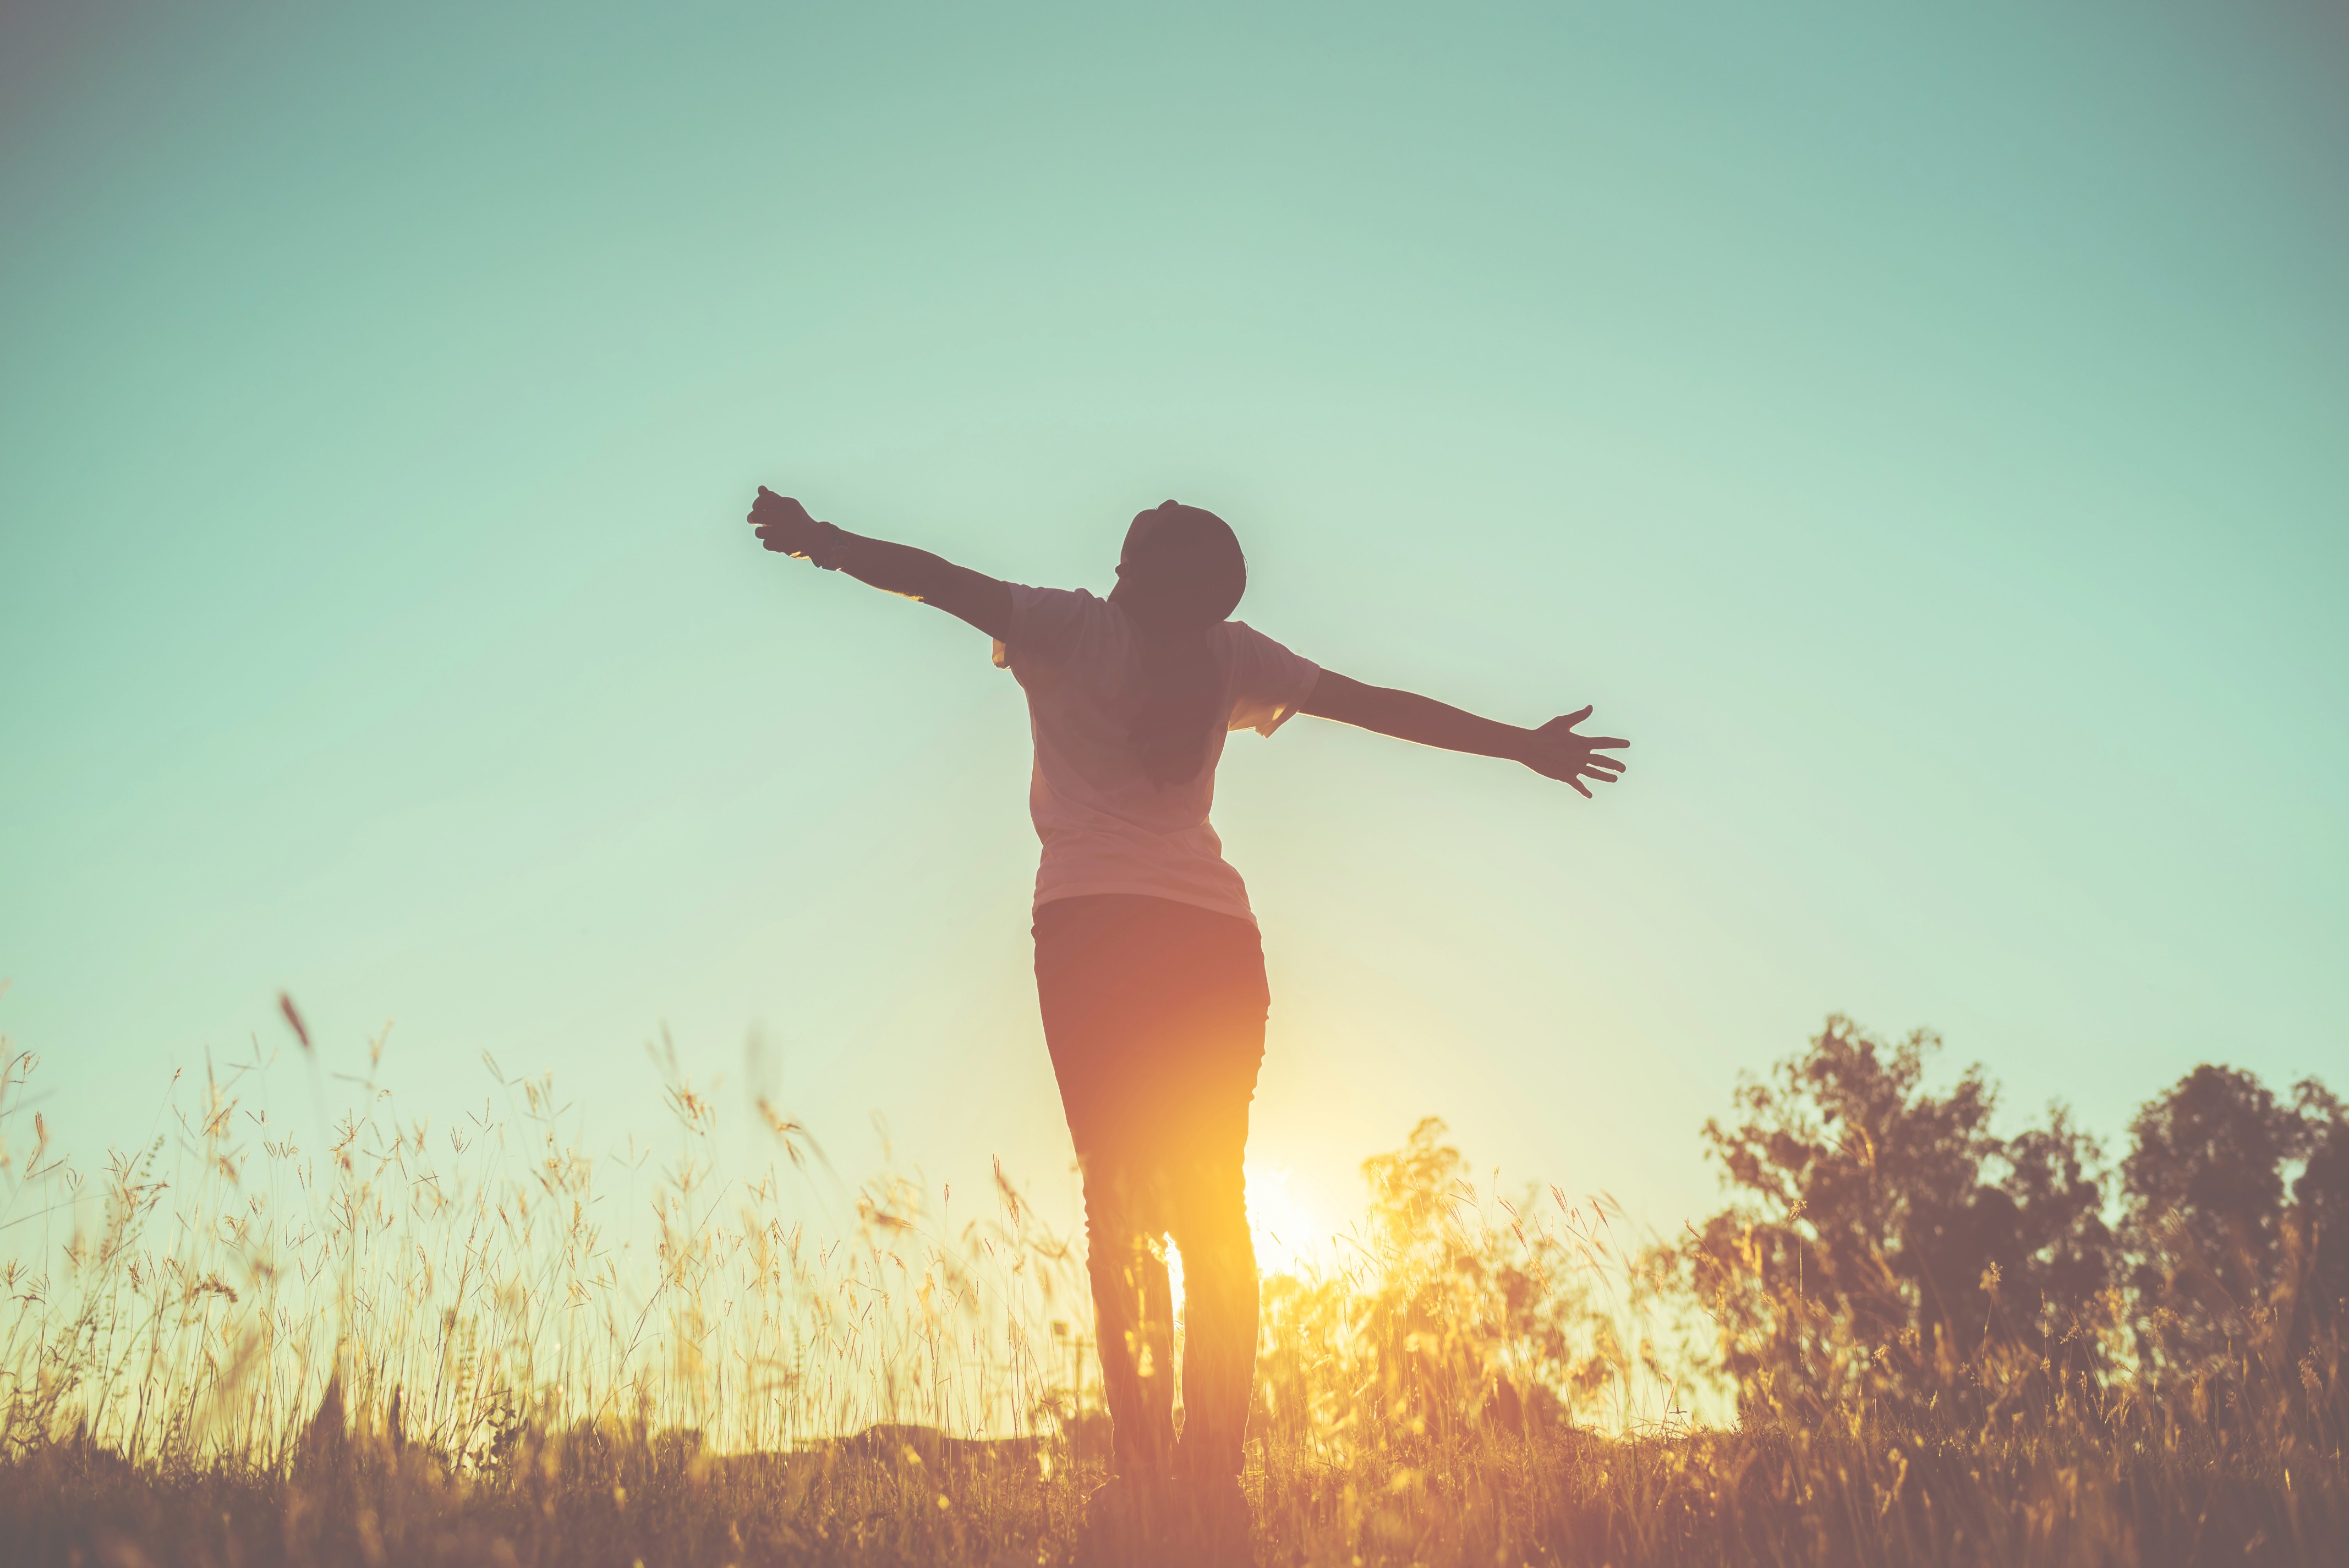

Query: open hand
left=747, top=486, right=822, bottom=556
left=1518, top=707, right=1629, bottom=798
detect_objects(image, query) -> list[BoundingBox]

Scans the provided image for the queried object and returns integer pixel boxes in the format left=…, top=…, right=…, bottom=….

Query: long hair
left=1116, top=501, right=1246, bottom=786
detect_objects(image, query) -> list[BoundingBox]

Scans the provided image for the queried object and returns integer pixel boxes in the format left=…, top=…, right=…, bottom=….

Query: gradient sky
left=4, top=0, right=2345, bottom=1245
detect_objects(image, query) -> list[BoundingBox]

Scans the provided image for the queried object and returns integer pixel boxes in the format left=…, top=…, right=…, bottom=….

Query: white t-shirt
left=998, top=584, right=1321, bottom=926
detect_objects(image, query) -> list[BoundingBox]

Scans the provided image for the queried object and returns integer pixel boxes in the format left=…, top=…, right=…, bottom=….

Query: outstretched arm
left=747, top=488, right=1013, bottom=640
left=1298, top=670, right=1629, bottom=798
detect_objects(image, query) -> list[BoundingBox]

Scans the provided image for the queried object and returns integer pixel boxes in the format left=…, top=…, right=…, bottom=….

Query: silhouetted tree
left=2123, top=1065, right=2349, bottom=1380
left=2122, top=1065, right=2297, bottom=1362
left=1672, top=1016, right=2117, bottom=1416
left=2292, top=1080, right=2349, bottom=1334
left=1673, top=1016, right=2349, bottom=1434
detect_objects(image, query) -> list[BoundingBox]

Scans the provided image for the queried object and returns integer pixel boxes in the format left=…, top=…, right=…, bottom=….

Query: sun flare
left=1243, top=1162, right=1328, bottom=1279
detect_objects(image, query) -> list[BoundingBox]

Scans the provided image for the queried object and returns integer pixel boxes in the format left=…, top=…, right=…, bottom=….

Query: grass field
left=3, top=1022, right=2342, bottom=1566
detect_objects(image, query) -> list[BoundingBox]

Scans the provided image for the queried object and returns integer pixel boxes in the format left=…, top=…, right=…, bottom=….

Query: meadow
left=2, top=1012, right=2341, bottom=1567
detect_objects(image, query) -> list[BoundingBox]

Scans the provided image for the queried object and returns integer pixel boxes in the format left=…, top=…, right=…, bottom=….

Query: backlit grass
left=3, top=1019, right=2340, bottom=1566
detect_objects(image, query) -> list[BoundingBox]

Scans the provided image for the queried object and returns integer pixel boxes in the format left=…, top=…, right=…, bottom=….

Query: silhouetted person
left=745, top=489, right=1627, bottom=1559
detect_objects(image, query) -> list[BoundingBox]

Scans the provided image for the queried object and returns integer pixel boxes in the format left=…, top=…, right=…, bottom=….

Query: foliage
left=4, top=1019, right=2347, bottom=1564
left=1667, top=1016, right=2122, bottom=1413
left=1657, top=1014, right=2346, bottom=1563
left=2122, top=1066, right=2349, bottom=1379
left=1252, top=1117, right=1692, bottom=1463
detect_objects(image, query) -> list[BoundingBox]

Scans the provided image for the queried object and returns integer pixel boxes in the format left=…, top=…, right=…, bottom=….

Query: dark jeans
left=1034, top=893, right=1268, bottom=1482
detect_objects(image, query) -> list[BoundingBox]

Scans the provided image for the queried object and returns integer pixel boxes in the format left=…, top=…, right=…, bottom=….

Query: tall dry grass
left=0, top=1028, right=1095, bottom=1468
left=2, top=1025, right=2342, bottom=1566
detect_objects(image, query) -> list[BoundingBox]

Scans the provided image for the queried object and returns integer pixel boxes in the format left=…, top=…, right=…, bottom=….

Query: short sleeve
left=998, top=584, right=1100, bottom=672
left=1223, top=622, right=1321, bottom=738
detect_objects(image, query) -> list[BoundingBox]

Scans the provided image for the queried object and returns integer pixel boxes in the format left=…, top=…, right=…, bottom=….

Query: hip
left=1032, top=894, right=1270, bottom=1031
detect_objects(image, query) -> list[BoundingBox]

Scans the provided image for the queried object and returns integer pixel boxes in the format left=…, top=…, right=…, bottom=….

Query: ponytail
left=1118, top=503, right=1247, bottom=787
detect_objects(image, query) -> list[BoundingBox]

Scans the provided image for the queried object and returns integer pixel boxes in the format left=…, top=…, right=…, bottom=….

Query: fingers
left=1538, top=743, right=1626, bottom=771
left=1562, top=766, right=1616, bottom=798
left=1530, top=750, right=1625, bottom=795
left=747, top=489, right=818, bottom=553
left=1544, top=709, right=1634, bottom=755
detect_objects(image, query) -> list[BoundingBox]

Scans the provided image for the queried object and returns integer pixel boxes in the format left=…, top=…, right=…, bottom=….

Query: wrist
left=805, top=521, right=852, bottom=570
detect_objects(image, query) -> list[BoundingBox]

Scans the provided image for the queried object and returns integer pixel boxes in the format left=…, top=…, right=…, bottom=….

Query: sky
left=3, top=0, right=2345, bottom=1253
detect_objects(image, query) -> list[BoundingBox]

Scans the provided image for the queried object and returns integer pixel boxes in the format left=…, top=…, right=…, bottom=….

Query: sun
left=1243, top=1163, right=1330, bottom=1278
left=1166, top=1163, right=1333, bottom=1311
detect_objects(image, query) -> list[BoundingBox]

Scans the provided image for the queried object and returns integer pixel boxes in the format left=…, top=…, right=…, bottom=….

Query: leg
left=1170, top=1143, right=1258, bottom=1481
left=1163, top=917, right=1270, bottom=1483
left=1035, top=895, right=1268, bottom=1495
left=1080, top=1153, right=1178, bottom=1481
left=1037, top=898, right=1184, bottom=1482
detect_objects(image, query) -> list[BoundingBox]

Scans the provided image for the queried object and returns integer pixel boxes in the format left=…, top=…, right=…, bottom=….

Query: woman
left=745, top=489, right=1627, bottom=1556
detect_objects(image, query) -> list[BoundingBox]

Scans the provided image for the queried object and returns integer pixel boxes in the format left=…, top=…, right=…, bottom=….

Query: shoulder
left=1004, top=585, right=1116, bottom=670
left=1010, top=583, right=1106, bottom=618
left=1218, top=619, right=1312, bottom=669
left=1231, top=620, right=1325, bottom=737
left=1009, top=584, right=1113, bottom=637
left=1217, top=620, right=1321, bottom=736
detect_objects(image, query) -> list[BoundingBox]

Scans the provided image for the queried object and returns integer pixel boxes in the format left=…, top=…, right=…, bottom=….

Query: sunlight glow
left=1164, top=1164, right=1328, bottom=1319
left=1244, top=1162, right=1329, bottom=1279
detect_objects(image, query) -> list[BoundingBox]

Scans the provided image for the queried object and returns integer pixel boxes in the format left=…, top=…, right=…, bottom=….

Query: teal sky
left=4, top=1, right=2344, bottom=1242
